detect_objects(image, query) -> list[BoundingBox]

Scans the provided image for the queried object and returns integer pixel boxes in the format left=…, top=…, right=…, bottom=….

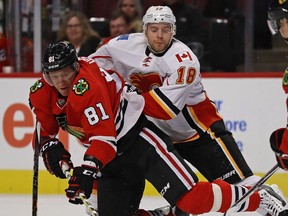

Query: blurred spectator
left=117, top=0, right=143, bottom=32
left=98, top=11, right=131, bottom=48
left=57, top=11, right=101, bottom=56
left=0, top=32, right=10, bottom=73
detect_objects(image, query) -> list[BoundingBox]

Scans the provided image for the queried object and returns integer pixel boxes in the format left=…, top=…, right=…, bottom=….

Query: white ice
left=0, top=194, right=260, bottom=216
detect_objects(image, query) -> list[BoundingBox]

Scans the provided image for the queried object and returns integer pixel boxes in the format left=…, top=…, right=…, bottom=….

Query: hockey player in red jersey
left=91, top=5, right=288, bottom=216
left=29, top=41, right=288, bottom=216
left=267, top=0, right=288, bottom=171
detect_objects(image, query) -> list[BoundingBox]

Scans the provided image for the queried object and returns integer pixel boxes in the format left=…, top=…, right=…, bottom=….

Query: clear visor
left=43, top=67, right=77, bottom=86
left=267, top=19, right=279, bottom=35
left=43, top=72, right=54, bottom=86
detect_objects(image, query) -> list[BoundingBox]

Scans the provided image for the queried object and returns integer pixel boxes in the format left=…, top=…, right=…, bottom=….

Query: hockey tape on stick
left=224, top=164, right=279, bottom=216
left=32, top=122, right=41, bottom=216
left=61, top=164, right=99, bottom=216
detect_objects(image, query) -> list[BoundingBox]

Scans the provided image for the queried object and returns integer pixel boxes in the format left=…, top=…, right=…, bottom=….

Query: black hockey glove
left=65, top=164, right=100, bottom=205
left=40, top=138, right=73, bottom=179
left=270, top=128, right=288, bottom=170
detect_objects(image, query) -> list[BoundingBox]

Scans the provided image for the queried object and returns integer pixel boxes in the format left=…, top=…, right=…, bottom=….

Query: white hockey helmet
left=142, top=6, right=176, bottom=35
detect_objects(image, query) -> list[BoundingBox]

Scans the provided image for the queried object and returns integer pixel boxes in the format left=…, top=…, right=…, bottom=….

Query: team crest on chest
left=129, top=72, right=162, bottom=93
left=30, top=79, right=43, bottom=93
left=73, top=78, right=89, bottom=95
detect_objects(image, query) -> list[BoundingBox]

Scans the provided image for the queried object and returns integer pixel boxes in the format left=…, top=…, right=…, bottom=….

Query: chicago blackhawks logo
left=30, top=79, right=43, bottom=93
left=129, top=72, right=162, bottom=93
left=283, top=68, right=288, bottom=93
left=72, top=78, right=89, bottom=95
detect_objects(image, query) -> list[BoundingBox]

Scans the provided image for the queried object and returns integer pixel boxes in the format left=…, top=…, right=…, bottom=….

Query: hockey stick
left=32, top=122, right=41, bottom=216
left=62, top=165, right=99, bottom=216
left=224, top=164, right=279, bottom=216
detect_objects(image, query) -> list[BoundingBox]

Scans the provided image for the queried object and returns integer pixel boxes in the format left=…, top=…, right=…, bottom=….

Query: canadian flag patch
left=175, top=51, right=192, bottom=62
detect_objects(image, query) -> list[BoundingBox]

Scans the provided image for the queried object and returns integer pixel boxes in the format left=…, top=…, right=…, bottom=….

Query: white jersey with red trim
left=90, top=33, right=222, bottom=142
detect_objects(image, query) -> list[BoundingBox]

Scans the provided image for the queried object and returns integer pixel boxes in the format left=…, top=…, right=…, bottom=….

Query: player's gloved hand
left=40, top=138, right=73, bottom=178
left=125, top=83, right=141, bottom=94
left=270, top=128, right=288, bottom=170
left=65, top=163, right=100, bottom=205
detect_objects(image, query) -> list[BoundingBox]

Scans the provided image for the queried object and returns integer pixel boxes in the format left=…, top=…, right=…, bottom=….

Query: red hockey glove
left=65, top=163, right=101, bottom=205
left=40, top=138, right=73, bottom=179
left=270, top=128, right=288, bottom=170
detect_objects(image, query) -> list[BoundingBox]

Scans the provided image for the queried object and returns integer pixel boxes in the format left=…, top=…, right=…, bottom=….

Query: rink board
left=0, top=73, right=287, bottom=195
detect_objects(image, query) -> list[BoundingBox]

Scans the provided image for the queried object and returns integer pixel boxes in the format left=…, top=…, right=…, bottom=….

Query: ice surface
left=0, top=194, right=261, bottom=216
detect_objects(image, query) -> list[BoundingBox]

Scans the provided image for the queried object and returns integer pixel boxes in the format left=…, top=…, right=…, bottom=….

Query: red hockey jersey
left=29, top=57, right=144, bottom=166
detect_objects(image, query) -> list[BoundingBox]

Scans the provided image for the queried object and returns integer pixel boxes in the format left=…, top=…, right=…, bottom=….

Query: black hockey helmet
left=42, top=40, right=78, bottom=73
left=267, top=0, right=288, bottom=35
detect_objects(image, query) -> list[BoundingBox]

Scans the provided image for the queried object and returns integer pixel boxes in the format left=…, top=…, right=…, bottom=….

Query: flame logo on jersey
left=129, top=72, right=162, bottom=93
left=72, top=78, right=89, bottom=95
left=30, top=79, right=43, bottom=93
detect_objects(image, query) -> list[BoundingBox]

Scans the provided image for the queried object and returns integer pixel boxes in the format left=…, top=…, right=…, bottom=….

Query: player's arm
left=270, top=128, right=288, bottom=170
left=65, top=85, right=117, bottom=203
left=79, top=90, right=117, bottom=168
left=29, top=80, right=73, bottom=178
left=142, top=58, right=201, bottom=120
left=270, top=72, right=288, bottom=170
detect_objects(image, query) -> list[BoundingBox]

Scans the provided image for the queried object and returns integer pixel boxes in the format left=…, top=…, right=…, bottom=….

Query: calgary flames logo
left=129, top=72, right=162, bottom=93
left=72, top=78, right=89, bottom=95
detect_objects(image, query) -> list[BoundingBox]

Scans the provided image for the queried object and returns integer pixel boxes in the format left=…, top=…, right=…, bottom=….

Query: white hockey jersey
left=90, top=33, right=222, bottom=142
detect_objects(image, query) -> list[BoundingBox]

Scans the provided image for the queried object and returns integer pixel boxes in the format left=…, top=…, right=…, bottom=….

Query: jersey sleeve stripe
left=89, top=135, right=117, bottom=150
left=91, top=55, right=112, bottom=60
left=146, top=88, right=180, bottom=118
left=153, top=88, right=180, bottom=114
left=149, top=91, right=176, bottom=118
left=115, top=99, right=128, bottom=135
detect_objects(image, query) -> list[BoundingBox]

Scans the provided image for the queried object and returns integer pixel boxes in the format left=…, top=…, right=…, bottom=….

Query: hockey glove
left=65, top=164, right=100, bottom=205
left=270, top=128, right=288, bottom=170
left=40, top=138, right=73, bottom=179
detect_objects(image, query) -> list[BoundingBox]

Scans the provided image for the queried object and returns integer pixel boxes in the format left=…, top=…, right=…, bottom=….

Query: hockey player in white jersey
left=90, top=5, right=288, bottom=216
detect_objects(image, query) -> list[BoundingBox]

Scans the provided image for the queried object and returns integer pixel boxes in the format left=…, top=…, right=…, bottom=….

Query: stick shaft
left=32, top=122, right=41, bottom=216
left=233, top=164, right=279, bottom=208
left=62, top=166, right=99, bottom=216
